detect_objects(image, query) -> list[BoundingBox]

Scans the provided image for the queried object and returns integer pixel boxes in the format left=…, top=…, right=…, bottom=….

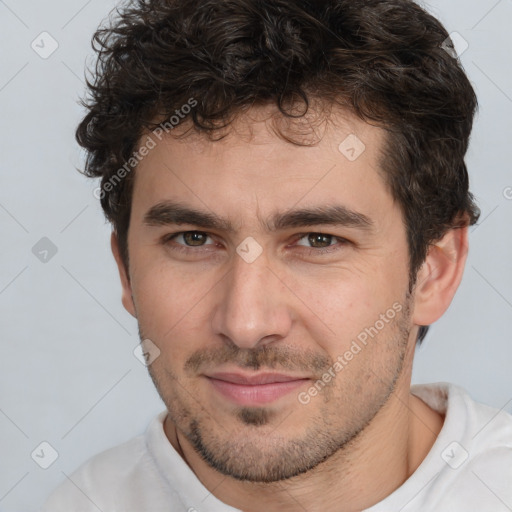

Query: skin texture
left=111, top=106, right=468, bottom=511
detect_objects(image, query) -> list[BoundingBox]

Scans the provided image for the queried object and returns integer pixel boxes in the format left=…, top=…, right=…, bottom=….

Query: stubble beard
left=143, top=296, right=412, bottom=483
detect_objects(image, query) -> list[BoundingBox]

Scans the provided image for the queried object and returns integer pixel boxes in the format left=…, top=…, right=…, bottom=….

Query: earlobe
left=412, top=225, right=469, bottom=327
left=110, top=231, right=137, bottom=318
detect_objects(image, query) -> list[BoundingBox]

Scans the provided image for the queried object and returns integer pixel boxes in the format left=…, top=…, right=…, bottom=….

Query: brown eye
left=306, top=233, right=334, bottom=248
left=296, top=233, right=336, bottom=249
left=182, top=231, right=209, bottom=246
left=293, top=233, right=350, bottom=256
left=164, top=231, right=215, bottom=248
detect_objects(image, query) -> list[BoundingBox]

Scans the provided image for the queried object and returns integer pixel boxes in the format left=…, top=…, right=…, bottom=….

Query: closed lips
left=206, top=373, right=310, bottom=385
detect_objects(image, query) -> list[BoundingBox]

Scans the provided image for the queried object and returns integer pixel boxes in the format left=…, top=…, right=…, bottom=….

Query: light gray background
left=0, top=1, right=511, bottom=510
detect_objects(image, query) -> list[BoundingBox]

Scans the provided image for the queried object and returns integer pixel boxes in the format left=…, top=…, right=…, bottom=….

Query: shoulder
left=41, top=434, right=150, bottom=512
left=452, top=385, right=512, bottom=504
left=413, top=382, right=512, bottom=454
left=411, top=382, right=512, bottom=509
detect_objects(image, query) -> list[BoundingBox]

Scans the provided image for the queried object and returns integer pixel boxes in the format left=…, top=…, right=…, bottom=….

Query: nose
left=210, top=247, right=293, bottom=349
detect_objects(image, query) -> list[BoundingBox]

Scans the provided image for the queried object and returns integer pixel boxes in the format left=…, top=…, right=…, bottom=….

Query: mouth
left=205, top=372, right=310, bottom=405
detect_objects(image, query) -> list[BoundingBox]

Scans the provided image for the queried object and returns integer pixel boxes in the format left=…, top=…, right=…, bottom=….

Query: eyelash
left=160, top=231, right=350, bottom=256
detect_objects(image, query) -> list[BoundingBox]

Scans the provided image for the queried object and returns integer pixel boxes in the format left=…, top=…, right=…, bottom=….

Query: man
left=42, top=0, right=512, bottom=510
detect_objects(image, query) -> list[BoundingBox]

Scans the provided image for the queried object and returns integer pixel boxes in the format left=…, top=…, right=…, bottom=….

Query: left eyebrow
left=143, top=200, right=374, bottom=233
left=267, top=204, right=374, bottom=232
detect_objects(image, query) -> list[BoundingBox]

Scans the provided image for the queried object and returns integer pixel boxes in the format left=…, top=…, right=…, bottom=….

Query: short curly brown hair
left=77, top=0, right=480, bottom=343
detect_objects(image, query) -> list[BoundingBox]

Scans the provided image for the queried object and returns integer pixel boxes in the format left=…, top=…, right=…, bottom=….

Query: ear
left=111, top=231, right=137, bottom=318
left=412, top=225, right=469, bottom=327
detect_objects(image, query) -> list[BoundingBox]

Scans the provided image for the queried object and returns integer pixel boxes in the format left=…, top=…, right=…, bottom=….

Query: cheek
left=130, top=257, right=217, bottom=355
left=292, top=263, right=407, bottom=357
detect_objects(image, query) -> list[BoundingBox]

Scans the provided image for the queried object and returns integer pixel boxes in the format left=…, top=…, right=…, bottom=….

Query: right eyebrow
left=143, top=201, right=236, bottom=233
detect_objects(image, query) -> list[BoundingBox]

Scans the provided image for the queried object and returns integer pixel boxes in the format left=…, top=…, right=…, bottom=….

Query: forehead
left=131, top=105, right=394, bottom=227
left=152, top=103, right=384, bottom=158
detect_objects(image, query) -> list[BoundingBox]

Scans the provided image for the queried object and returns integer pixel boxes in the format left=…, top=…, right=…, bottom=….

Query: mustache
left=184, top=344, right=332, bottom=374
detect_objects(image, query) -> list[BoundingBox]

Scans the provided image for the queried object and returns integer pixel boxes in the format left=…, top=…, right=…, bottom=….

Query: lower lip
left=207, top=377, right=308, bottom=405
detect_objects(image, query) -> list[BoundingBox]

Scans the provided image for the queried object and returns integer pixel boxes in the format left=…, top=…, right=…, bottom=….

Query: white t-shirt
left=41, top=383, right=512, bottom=512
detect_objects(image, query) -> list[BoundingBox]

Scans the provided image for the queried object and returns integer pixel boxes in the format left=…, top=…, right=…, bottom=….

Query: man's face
left=122, top=107, right=415, bottom=482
